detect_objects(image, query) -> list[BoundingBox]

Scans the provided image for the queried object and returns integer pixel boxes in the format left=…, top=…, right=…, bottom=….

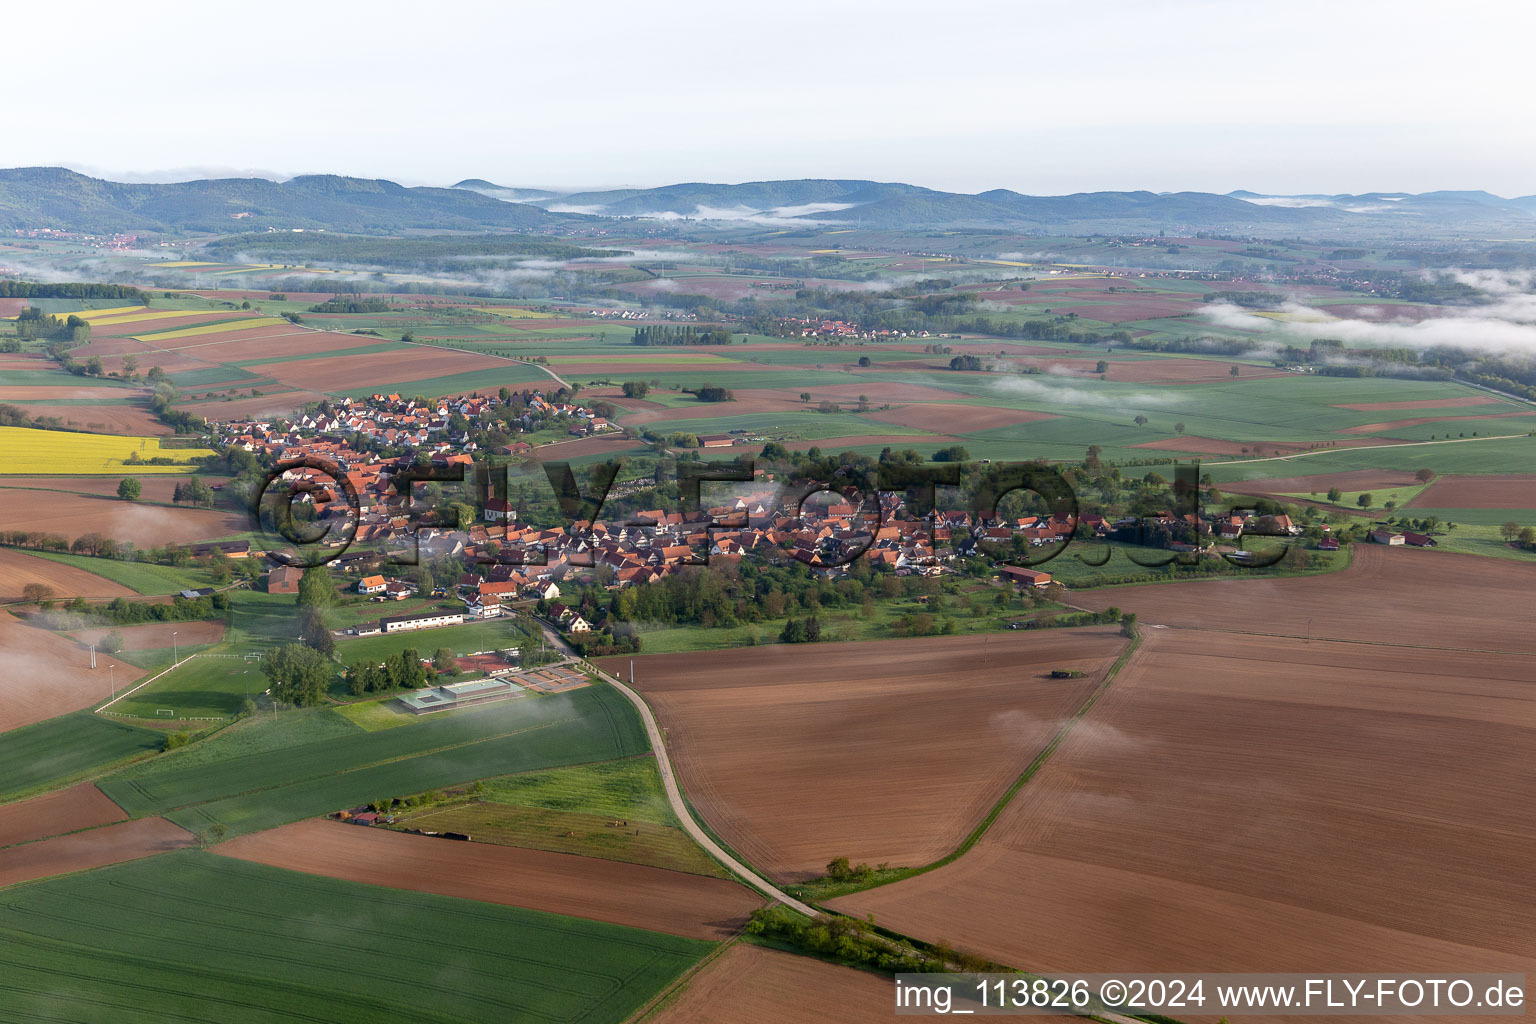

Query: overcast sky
left=17, top=0, right=1536, bottom=196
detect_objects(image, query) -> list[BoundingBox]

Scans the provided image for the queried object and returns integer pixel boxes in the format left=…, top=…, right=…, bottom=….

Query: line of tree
left=0, top=281, right=146, bottom=301
left=343, top=648, right=430, bottom=695
left=30, top=592, right=229, bottom=629
left=631, top=325, right=733, bottom=346
left=307, top=296, right=393, bottom=313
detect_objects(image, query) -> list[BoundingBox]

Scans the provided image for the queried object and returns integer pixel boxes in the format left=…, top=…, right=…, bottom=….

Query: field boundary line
left=623, top=935, right=746, bottom=1024
left=96, top=653, right=200, bottom=714
left=793, top=632, right=1146, bottom=905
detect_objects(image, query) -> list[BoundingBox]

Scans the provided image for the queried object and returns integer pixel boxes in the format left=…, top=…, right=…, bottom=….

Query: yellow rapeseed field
left=88, top=309, right=205, bottom=327
left=68, top=306, right=147, bottom=320
left=132, top=317, right=287, bottom=342
left=0, top=427, right=215, bottom=475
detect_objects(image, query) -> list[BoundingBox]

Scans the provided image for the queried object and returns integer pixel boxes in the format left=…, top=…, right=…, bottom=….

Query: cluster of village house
left=215, top=390, right=617, bottom=457
left=221, top=389, right=1430, bottom=640
left=775, top=317, right=933, bottom=340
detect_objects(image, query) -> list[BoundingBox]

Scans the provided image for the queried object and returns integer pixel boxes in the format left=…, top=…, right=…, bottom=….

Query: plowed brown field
left=4, top=404, right=166, bottom=435
left=0, top=490, right=244, bottom=547
left=213, top=819, right=761, bottom=939
left=0, top=549, right=134, bottom=602
left=0, top=613, right=143, bottom=732
left=1337, top=412, right=1534, bottom=435
left=255, top=347, right=505, bottom=392
left=651, top=943, right=1028, bottom=1024
left=2, top=476, right=229, bottom=502
left=66, top=620, right=225, bottom=651
left=1407, top=474, right=1536, bottom=509
left=181, top=390, right=326, bottom=419
left=1073, top=545, right=1536, bottom=653
left=0, top=782, right=126, bottom=848
left=600, top=630, right=1127, bottom=881
left=832, top=630, right=1536, bottom=996
left=0, top=817, right=193, bottom=888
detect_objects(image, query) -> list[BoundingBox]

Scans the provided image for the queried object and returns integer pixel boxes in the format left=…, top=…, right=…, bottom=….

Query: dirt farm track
left=602, top=629, right=1127, bottom=881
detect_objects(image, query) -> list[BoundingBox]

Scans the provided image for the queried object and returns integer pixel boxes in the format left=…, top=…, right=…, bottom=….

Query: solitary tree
left=799, top=392, right=811, bottom=403
left=1173, top=421, right=1186, bottom=434
left=1415, top=468, right=1436, bottom=483
left=116, top=478, right=141, bottom=501
left=1230, top=365, right=1241, bottom=377
left=1327, top=487, right=1343, bottom=503
left=1357, top=493, right=1373, bottom=508
left=1133, top=415, right=1148, bottom=427
left=21, top=582, right=53, bottom=605
left=1500, top=521, right=1521, bottom=542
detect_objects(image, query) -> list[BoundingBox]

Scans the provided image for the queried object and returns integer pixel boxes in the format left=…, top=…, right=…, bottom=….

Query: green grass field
left=25, top=552, right=216, bottom=595
left=476, top=758, right=677, bottom=823
left=109, top=651, right=265, bottom=720
left=0, top=851, right=711, bottom=1024
left=1416, top=522, right=1536, bottom=560
left=0, top=713, right=160, bottom=804
left=392, top=757, right=722, bottom=874
left=1206, top=434, right=1536, bottom=482
left=97, top=685, right=648, bottom=836
left=397, top=801, right=723, bottom=876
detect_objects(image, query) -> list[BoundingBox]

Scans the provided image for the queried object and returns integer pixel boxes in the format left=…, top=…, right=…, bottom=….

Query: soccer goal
left=157, top=709, right=175, bottom=718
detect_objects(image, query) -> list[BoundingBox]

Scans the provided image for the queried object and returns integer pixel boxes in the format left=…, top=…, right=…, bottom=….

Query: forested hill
left=463, top=177, right=1536, bottom=237
left=0, top=168, right=588, bottom=234
left=203, top=232, right=628, bottom=268
left=8, top=166, right=1536, bottom=238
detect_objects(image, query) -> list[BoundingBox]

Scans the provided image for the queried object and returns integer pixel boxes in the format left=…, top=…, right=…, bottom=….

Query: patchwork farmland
left=5, top=170, right=1536, bottom=1024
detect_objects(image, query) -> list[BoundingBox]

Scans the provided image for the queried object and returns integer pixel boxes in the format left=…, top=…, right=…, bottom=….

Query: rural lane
left=583, top=660, right=818, bottom=916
